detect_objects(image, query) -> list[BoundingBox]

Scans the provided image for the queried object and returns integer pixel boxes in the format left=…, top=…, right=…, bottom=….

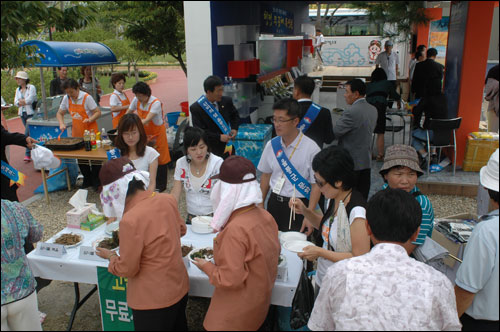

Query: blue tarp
left=20, top=40, right=119, bottom=67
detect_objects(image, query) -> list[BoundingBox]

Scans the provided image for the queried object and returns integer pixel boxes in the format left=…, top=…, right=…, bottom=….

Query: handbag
left=290, top=264, right=315, bottom=329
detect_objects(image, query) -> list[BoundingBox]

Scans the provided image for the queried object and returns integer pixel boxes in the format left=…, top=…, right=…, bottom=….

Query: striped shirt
left=382, top=184, right=434, bottom=245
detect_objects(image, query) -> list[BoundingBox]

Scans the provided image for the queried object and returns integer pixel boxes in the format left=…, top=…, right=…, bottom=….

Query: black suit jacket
left=1, top=125, right=27, bottom=201
left=190, top=96, right=240, bottom=158
left=411, top=59, right=444, bottom=99
left=297, top=101, right=334, bottom=148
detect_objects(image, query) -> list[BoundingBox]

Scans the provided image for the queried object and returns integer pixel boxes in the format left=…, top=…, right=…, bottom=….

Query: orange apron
left=68, top=93, right=98, bottom=137
left=137, top=98, right=171, bottom=165
left=112, top=92, right=130, bottom=128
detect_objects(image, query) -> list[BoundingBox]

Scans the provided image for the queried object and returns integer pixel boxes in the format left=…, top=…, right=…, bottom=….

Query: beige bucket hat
left=380, top=144, right=424, bottom=176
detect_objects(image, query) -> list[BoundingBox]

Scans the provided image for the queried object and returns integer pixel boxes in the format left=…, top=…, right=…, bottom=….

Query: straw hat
left=14, top=71, right=29, bottom=80
left=379, top=144, right=424, bottom=176
left=480, top=149, right=498, bottom=192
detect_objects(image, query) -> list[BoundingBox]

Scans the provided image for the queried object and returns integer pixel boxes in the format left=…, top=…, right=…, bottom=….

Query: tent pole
left=40, top=67, right=48, bottom=120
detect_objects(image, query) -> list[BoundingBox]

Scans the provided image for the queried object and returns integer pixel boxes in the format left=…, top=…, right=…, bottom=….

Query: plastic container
left=180, top=101, right=189, bottom=116
left=166, top=111, right=181, bottom=129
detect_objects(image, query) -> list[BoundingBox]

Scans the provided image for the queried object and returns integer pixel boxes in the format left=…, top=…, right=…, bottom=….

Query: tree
left=102, top=1, right=187, bottom=76
left=352, top=1, right=431, bottom=42
left=1, top=1, right=96, bottom=69
left=105, top=38, right=151, bottom=81
left=313, top=2, right=345, bottom=32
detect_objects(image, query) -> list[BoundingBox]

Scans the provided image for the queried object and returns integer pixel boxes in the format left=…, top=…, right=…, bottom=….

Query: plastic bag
left=290, top=266, right=315, bottom=329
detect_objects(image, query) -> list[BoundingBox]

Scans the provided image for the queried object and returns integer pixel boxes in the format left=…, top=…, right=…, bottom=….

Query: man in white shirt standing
left=258, top=98, right=320, bottom=234
left=313, top=29, right=325, bottom=71
left=376, top=40, right=399, bottom=89
left=308, top=188, right=462, bottom=331
left=455, top=149, right=499, bottom=331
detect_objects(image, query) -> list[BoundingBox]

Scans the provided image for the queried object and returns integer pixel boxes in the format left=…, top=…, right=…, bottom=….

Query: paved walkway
left=6, top=68, right=187, bottom=202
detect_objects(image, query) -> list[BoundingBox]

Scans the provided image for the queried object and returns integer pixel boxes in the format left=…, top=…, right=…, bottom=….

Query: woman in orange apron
left=110, top=73, right=130, bottom=128
left=128, top=82, right=170, bottom=192
left=56, top=78, right=101, bottom=189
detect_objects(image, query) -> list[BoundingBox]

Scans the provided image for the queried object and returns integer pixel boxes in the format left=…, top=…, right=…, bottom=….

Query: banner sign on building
left=261, top=6, right=294, bottom=35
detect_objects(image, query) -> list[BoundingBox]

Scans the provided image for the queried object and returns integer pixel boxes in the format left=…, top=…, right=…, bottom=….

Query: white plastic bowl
left=191, top=216, right=214, bottom=234
left=279, top=231, right=307, bottom=245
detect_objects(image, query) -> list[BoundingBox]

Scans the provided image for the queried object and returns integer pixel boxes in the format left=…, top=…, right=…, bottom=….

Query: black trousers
left=460, top=313, right=499, bottom=331
left=267, top=193, right=309, bottom=232
left=132, top=293, right=188, bottom=331
left=156, top=163, right=168, bottom=192
left=355, top=168, right=371, bottom=200
left=79, top=163, right=101, bottom=187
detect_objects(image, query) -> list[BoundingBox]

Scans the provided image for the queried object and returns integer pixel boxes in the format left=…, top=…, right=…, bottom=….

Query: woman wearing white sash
left=290, top=146, right=370, bottom=298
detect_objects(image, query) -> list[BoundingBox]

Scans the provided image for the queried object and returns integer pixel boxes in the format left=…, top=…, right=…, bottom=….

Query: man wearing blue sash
left=191, top=76, right=239, bottom=159
left=258, top=99, right=321, bottom=233
left=293, top=75, right=334, bottom=149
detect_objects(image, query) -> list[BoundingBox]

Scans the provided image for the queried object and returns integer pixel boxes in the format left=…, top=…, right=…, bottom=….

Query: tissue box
left=80, top=213, right=106, bottom=231
left=66, top=203, right=96, bottom=229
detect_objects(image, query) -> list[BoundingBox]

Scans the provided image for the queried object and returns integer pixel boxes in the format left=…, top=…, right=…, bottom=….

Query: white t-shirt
left=109, top=90, right=129, bottom=118
left=375, top=51, right=399, bottom=81
left=128, top=96, right=163, bottom=126
left=257, top=132, right=320, bottom=198
left=315, top=205, right=366, bottom=287
left=314, top=34, right=325, bottom=48
left=128, top=146, right=159, bottom=172
left=59, top=91, right=98, bottom=119
left=14, top=84, right=37, bottom=116
left=174, top=153, right=223, bottom=216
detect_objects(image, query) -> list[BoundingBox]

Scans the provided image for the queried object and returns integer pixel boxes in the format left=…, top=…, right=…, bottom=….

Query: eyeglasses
left=271, top=117, right=297, bottom=124
left=122, top=131, right=139, bottom=138
left=314, top=176, right=326, bottom=188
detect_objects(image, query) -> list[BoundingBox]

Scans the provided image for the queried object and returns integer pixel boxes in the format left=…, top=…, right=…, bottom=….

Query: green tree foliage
left=102, top=1, right=187, bottom=76
left=1, top=1, right=97, bottom=69
left=352, top=1, right=430, bottom=42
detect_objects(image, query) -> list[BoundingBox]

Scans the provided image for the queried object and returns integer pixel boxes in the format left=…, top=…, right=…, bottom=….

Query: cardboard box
left=463, top=135, right=499, bottom=172
left=432, top=213, right=477, bottom=268
left=66, top=203, right=96, bottom=229
left=80, top=213, right=106, bottom=231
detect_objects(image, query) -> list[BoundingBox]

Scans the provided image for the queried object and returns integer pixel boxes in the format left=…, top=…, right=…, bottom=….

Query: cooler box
left=234, top=124, right=272, bottom=168
left=462, top=133, right=499, bottom=172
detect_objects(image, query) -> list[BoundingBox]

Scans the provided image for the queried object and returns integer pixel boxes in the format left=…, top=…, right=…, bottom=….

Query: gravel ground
left=25, top=168, right=477, bottom=331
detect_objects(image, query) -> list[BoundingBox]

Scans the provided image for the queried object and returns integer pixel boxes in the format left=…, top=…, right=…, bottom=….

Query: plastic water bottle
left=84, top=130, right=92, bottom=151
left=101, top=128, right=108, bottom=141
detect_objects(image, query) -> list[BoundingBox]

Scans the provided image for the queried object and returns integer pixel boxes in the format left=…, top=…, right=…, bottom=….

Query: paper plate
left=188, top=247, right=214, bottom=265
left=191, top=216, right=214, bottom=234
left=279, top=231, right=307, bottom=245
left=51, top=232, right=84, bottom=249
left=283, top=240, right=316, bottom=253
left=92, top=236, right=119, bottom=252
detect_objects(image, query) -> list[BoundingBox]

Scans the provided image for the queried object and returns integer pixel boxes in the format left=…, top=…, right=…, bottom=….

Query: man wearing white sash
left=191, top=76, right=239, bottom=158
left=258, top=98, right=321, bottom=233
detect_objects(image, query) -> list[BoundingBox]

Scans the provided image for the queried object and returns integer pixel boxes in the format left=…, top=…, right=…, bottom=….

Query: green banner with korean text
left=97, top=266, right=134, bottom=331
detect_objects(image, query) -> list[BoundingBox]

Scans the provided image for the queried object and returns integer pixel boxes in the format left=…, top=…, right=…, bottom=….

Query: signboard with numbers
left=261, top=6, right=294, bottom=35
left=97, top=267, right=134, bottom=331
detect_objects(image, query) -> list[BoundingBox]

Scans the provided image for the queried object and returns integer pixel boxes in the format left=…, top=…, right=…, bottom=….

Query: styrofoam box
left=66, top=203, right=96, bottom=229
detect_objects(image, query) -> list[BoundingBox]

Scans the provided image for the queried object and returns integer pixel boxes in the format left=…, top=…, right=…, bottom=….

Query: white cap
left=31, top=145, right=62, bottom=170
left=480, top=148, right=499, bottom=192
left=14, top=71, right=29, bottom=80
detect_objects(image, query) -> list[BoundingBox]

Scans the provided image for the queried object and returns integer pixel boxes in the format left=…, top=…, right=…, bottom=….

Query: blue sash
left=197, top=95, right=231, bottom=135
left=298, top=102, right=321, bottom=133
left=1, top=160, right=26, bottom=186
left=271, top=136, right=311, bottom=199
